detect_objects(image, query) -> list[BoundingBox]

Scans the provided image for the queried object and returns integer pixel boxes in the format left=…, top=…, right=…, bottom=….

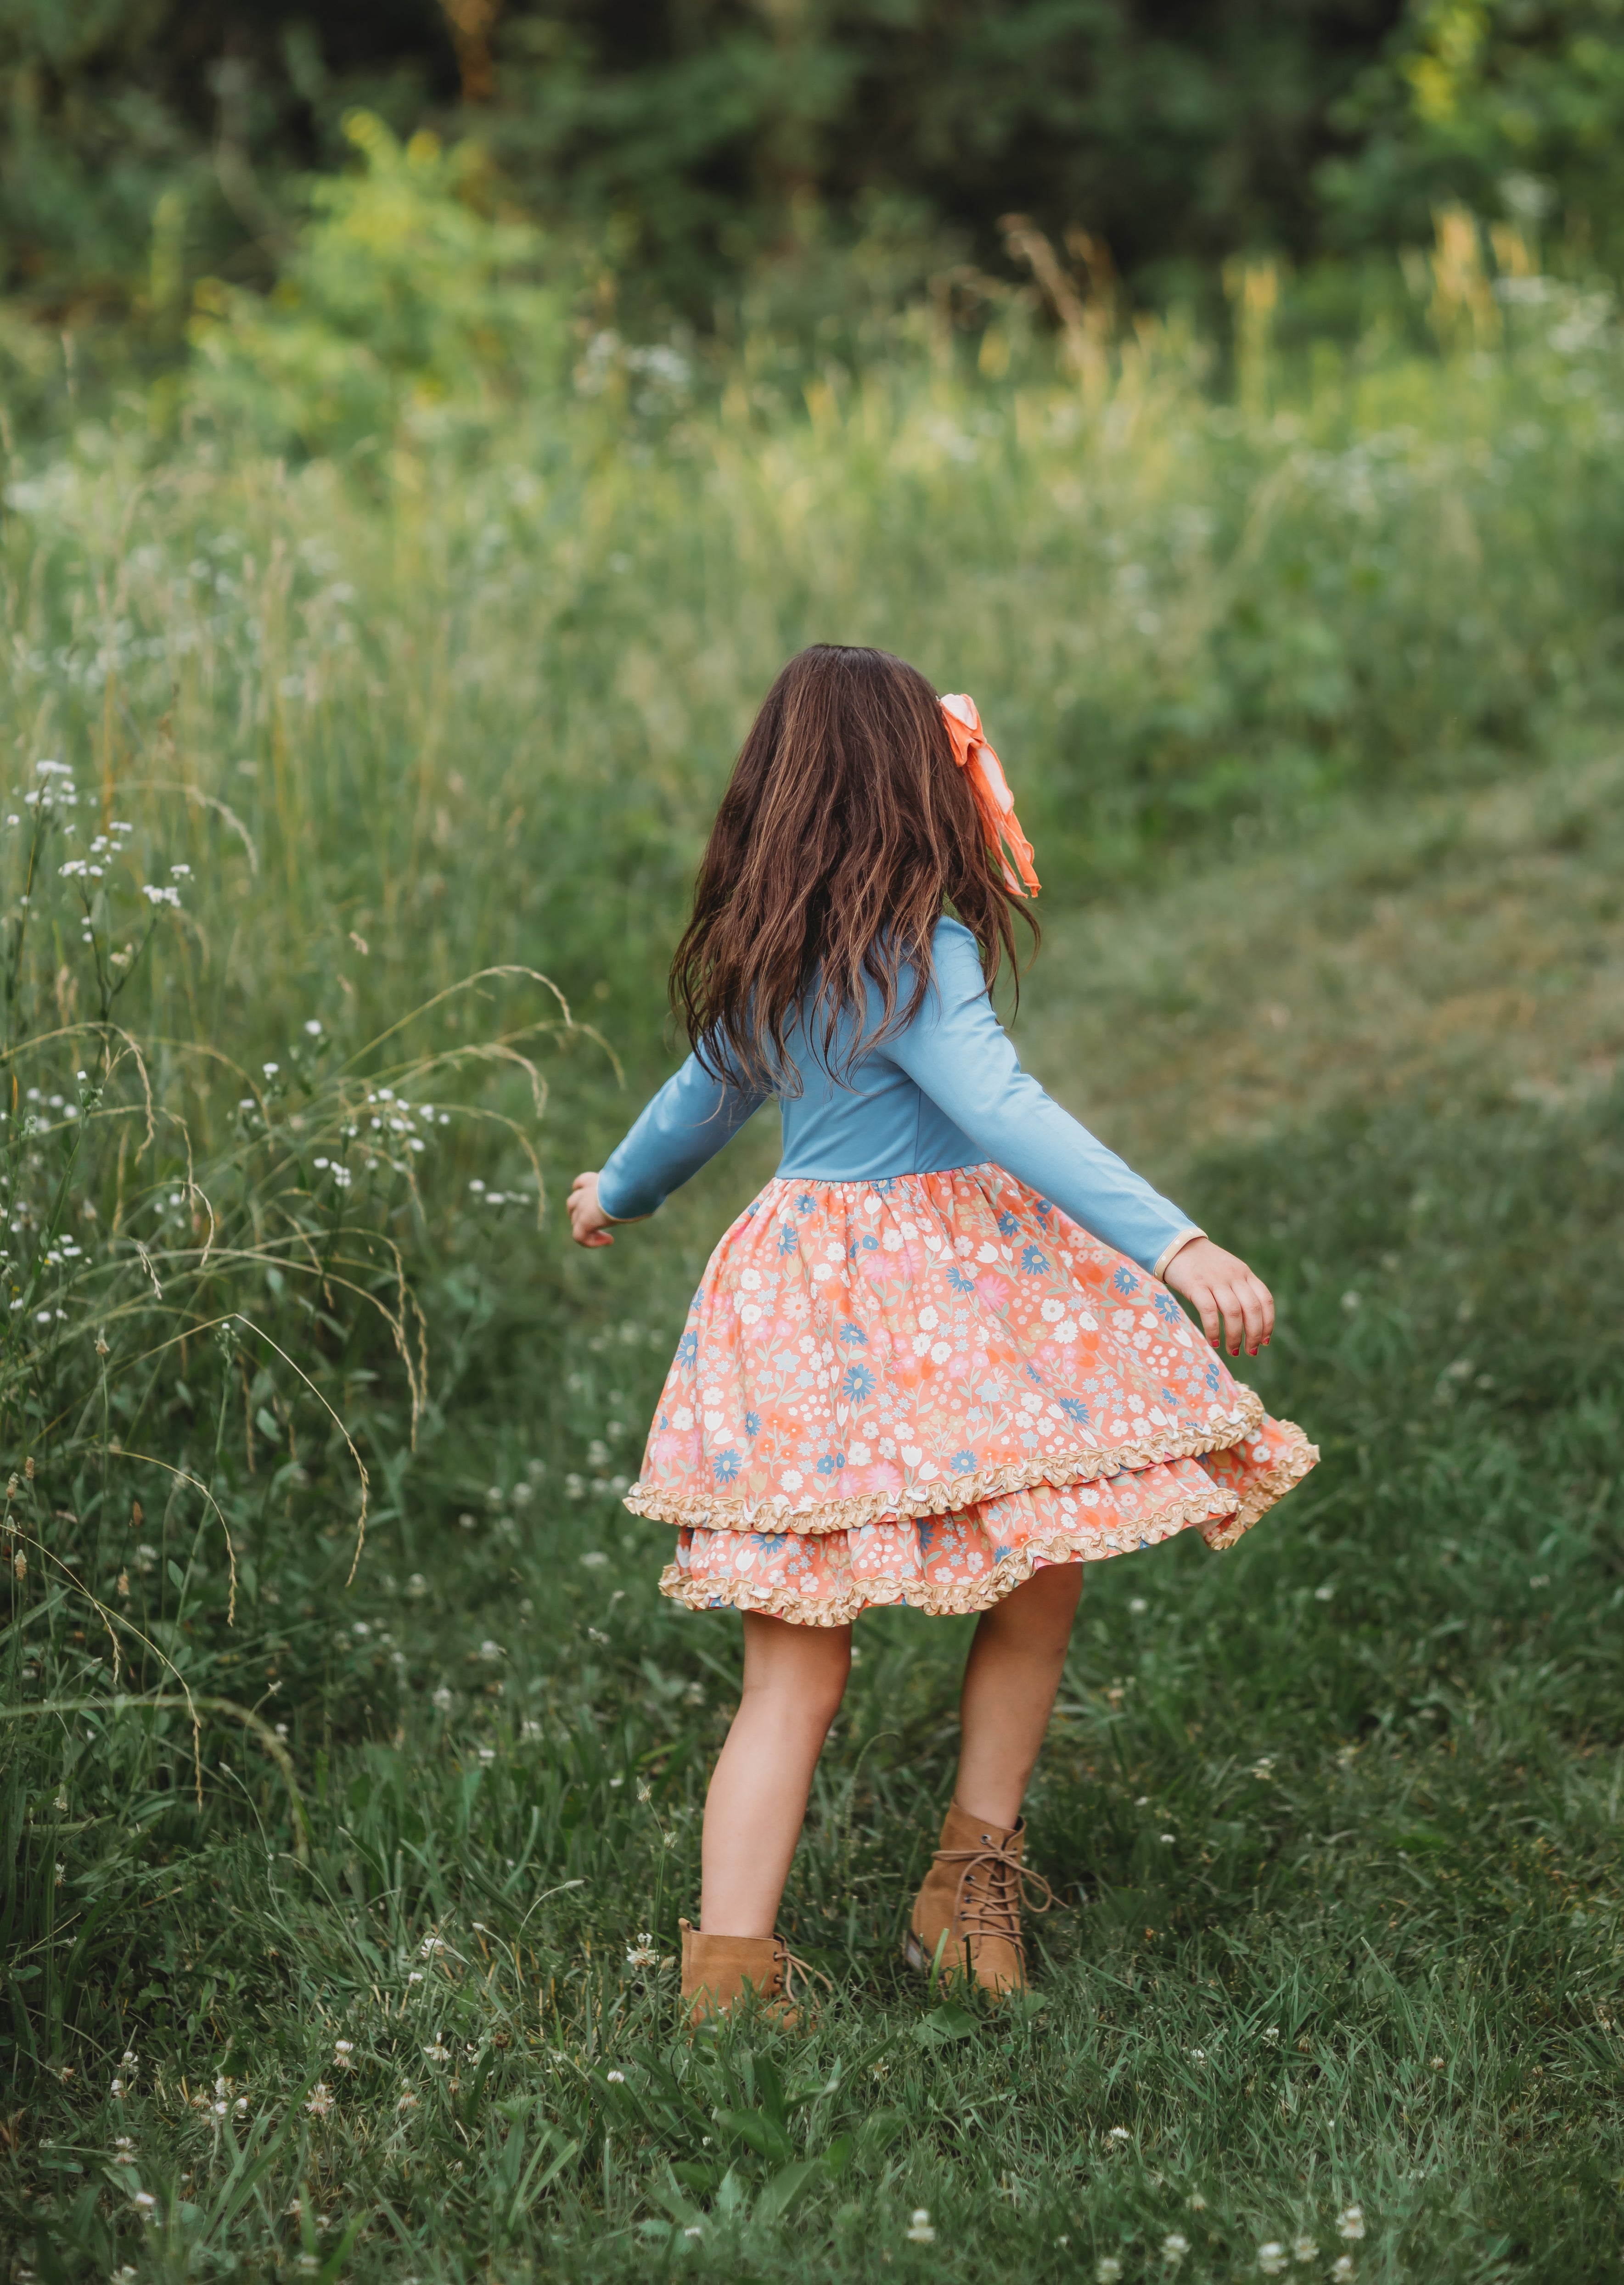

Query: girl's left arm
left=570, top=1051, right=768, bottom=1246
left=882, top=924, right=1272, bottom=1352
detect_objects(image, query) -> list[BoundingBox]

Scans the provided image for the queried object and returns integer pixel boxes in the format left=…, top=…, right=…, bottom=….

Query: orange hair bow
left=940, top=693, right=1040, bottom=897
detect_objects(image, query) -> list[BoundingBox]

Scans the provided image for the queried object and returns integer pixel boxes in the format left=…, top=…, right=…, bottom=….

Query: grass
left=2, top=245, right=1623, bottom=2282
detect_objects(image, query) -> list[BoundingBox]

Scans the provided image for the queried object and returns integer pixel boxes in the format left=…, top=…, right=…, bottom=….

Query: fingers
left=1180, top=1269, right=1275, bottom=1354
left=1211, top=1272, right=1274, bottom=1355
left=567, top=1170, right=613, bottom=1250
left=1190, top=1281, right=1222, bottom=1347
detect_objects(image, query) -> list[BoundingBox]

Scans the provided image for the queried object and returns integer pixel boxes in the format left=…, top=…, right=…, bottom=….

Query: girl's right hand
left=1162, top=1236, right=1275, bottom=1356
left=567, top=1170, right=620, bottom=1249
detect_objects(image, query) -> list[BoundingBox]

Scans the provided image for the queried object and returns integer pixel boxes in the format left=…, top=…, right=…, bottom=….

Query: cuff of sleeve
left=594, top=1172, right=643, bottom=1224
left=1152, top=1227, right=1204, bottom=1282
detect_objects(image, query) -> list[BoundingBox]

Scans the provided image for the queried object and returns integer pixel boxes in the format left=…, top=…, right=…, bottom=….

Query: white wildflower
left=905, top=2209, right=936, bottom=2245
left=1337, top=2206, right=1365, bottom=2241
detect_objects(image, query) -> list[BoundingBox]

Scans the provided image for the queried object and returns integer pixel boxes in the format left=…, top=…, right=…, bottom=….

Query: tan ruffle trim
left=656, top=1421, right=1319, bottom=1625
left=1202, top=1422, right=1319, bottom=1547
left=655, top=1496, right=1233, bottom=1626
left=624, top=1388, right=1267, bottom=1537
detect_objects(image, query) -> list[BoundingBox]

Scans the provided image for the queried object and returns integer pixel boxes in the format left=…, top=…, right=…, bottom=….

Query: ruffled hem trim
left=654, top=1496, right=1228, bottom=1625
left=624, top=1387, right=1267, bottom=1536
left=1203, top=1422, right=1320, bottom=1547
left=655, top=1420, right=1319, bottom=1623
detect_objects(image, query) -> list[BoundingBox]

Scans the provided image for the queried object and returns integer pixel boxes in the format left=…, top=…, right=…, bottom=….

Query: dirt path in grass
left=1019, top=745, right=1624, bottom=1172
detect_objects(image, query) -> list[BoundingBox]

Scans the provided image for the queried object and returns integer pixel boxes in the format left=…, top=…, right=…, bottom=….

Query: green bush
left=186, top=111, right=571, bottom=456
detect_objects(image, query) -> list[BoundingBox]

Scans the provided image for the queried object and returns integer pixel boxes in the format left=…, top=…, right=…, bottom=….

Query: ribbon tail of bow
left=972, top=743, right=1040, bottom=897
left=940, top=693, right=1040, bottom=897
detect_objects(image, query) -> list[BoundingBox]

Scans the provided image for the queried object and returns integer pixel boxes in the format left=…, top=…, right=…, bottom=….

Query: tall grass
left=5, top=239, right=1622, bottom=1074
left=2, top=236, right=1623, bottom=2281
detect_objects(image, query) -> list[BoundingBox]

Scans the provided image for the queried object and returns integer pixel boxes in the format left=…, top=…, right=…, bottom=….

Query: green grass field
left=3, top=236, right=1623, bottom=2283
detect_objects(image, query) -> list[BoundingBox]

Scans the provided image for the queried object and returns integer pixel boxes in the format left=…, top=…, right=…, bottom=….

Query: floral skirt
left=626, top=1165, right=1317, bottom=1626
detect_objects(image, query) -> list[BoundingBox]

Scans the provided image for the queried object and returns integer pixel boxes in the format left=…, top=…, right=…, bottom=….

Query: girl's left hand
left=1162, top=1236, right=1275, bottom=1356
left=567, top=1170, right=620, bottom=1249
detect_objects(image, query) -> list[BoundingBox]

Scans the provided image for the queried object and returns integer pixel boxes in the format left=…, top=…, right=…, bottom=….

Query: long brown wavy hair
left=672, top=645, right=1037, bottom=1089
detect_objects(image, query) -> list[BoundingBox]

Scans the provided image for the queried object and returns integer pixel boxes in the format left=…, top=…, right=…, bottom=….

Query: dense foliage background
left=7, top=0, right=1624, bottom=328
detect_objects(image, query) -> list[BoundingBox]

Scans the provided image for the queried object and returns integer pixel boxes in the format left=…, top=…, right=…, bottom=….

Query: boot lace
left=771, top=1940, right=833, bottom=2005
left=938, top=1844, right=1055, bottom=1969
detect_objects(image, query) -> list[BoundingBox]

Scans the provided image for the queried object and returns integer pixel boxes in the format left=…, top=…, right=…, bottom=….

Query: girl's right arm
left=569, top=1050, right=767, bottom=1248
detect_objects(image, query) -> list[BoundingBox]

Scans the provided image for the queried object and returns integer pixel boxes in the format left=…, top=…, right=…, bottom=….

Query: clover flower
left=1162, top=2235, right=1190, bottom=2266
left=1259, top=2248, right=1288, bottom=2277
left=305, top=2083, right=333, bottom=2117
left=1337, top=2206, right=1365, bottom=2241
left=905, top=2209, right=936, bottom=2245
left=1293, top=2236, right=1319, bottom=2263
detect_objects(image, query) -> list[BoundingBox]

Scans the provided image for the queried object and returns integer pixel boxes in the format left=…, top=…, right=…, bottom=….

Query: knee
left=742, top=1628, right=850, bottom=1732
left=793, top=1633, right=851, bottom=1731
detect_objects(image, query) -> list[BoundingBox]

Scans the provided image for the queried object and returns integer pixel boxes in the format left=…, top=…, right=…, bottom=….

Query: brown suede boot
left=679, top=1920, right=823, bottom=2028
left=905, top=1803, right=1055, bottom=1997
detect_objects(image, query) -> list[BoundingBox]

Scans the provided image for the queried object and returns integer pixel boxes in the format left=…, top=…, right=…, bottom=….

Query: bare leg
left=699, top=1612, right=852, bottom=1937
left=952, top=1565, right=1085, bottom=1827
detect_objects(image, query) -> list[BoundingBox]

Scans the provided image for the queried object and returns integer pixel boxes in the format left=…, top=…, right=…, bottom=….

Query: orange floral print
left=624, top=1165, right=1317, bottom=1625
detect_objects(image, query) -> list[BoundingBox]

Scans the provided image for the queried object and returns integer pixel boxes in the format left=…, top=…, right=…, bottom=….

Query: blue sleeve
left=596, top=1050, right=769, bottom=1221
left=878, top=921, right=1203, bottom=1275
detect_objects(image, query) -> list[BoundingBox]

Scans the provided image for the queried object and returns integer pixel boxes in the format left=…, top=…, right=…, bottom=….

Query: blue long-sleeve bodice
left=596, top=917, right=1201, bottom=1276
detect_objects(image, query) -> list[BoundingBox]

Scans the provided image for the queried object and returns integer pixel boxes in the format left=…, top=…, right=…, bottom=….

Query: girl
left=568, top=645, right=1316, bottom=2019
